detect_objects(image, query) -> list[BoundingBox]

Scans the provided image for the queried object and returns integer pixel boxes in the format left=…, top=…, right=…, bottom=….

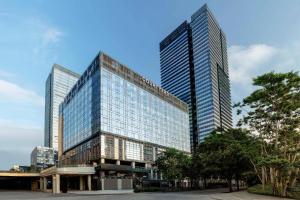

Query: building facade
left=160, top=21, right=198, bottom=150
left=44, top=64, right=80, bottom=151
left=31, top=146, right=55, bottom=169
left=160, top=4, right=232, bottom=150
left=59, top=52, right=190, bottom=180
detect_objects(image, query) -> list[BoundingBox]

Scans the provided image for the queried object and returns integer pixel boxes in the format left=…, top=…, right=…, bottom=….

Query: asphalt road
left=0, top=189, right=290, bottom=200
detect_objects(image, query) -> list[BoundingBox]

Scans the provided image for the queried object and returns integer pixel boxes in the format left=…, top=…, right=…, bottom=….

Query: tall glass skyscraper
left=44, top=64, right=80, bottom=151
left=160, top=4, right=232, bottom=151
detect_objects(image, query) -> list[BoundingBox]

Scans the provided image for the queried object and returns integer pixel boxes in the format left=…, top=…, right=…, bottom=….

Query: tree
left=235, top=71, right=300, bottom=197
left=155, top=148, right=191, bottom=187
left=197, top=128, right=257, bottom=192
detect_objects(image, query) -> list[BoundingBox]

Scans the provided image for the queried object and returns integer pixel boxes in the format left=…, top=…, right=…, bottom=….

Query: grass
left=248, top=184, right=300, bottom=199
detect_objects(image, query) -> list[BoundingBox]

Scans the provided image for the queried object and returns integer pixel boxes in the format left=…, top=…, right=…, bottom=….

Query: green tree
left=235, top=71, right=300, bottom=197
left=197, top=128, right=257, bottom=192
left=155, top=148, right=191, bottom=187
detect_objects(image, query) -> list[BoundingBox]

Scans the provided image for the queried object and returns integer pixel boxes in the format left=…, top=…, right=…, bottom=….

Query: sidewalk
left=68, top=189, right=134, bottom=195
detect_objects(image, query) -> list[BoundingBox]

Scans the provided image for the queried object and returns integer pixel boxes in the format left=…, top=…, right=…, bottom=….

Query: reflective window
left=100, top=68, right=190, bottom=152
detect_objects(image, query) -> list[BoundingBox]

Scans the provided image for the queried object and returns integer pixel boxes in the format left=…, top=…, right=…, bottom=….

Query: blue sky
left=0, top=0, right=299, bottom=169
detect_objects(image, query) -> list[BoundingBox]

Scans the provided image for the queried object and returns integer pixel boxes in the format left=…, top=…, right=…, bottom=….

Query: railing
left=97, top=163, right=132, bottom=171
left=0, top=170, right=41, bottom=174
left=132, top=166, right=151, bottom=173
left=55, top=163, right=93, bottom=168
left=96, top=163, right=152, bottom=173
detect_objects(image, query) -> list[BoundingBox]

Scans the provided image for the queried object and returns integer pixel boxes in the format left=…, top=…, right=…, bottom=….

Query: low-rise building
left=31, top=146, right=55, bottom=169
left=10, top=165, right=31, bottom=172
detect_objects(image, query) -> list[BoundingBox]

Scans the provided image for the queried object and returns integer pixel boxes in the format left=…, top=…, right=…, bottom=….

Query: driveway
left=0, top=189, right=291, bottom=200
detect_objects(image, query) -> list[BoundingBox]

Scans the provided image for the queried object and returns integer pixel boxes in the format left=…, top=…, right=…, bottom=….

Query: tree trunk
left=270, top=167, right=274, bottom=185
left=290, top=168, right=299, bottom=187
left=282, top=182, right=288, bottom=197
left=228, top=179, right=232, bottom=193
left=262, top=167, right=265, bottom=191
left=250, top=159, right=262, bottom=183
left=236, top=178, right=240, bottom=191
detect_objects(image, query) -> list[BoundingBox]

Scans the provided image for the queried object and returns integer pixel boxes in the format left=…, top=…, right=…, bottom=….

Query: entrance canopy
left=41, top=166, right=95, bottom=177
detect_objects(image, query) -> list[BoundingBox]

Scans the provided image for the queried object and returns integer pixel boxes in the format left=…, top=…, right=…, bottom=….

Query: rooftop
left=52, top=63, right=81, bottom=78
left=64, top=52, right=188, bottom=112
left=100, top=52, right=188, bottom=112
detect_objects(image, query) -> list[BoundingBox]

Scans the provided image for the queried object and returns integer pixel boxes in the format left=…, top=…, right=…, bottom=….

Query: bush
left=247, top=184, right=273, bottom=195
left=248, top=184, right=300, bottom=199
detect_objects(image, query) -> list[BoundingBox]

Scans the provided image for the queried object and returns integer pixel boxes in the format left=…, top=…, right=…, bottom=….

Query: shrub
left=248, top=184, right=300, bottom=199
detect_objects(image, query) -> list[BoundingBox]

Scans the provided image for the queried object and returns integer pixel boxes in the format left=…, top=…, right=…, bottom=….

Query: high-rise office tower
left=160, top=4, right=232, bottom=151
left=44, top=64, right=80, bottom=151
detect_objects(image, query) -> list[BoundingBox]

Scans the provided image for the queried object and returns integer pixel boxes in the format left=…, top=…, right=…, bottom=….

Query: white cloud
left=0, top=69, right=14, bottom=78
left=228, top=44, right=278, bottom=86
left=228, top=43, right=300, bottom=127
left=0, top=79, right=44, bottom=169
left=0, top=79, right=44, bottom=107
left=228, top=43, right=300, bottom=97
left=0, top=16, right=53, bottom=169
left=24, top=17, right=65, bottom=56
left=34, top=19, right=64, bottom=47
left=42, top=28, right=64, bottom=46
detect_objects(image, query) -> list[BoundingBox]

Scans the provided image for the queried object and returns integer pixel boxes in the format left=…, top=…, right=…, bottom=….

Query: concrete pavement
left=0, top=190, right=291, bottom=200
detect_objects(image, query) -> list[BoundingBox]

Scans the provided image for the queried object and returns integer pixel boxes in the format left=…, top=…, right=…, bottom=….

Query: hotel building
left=59, top=52, right=190, bottom=180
